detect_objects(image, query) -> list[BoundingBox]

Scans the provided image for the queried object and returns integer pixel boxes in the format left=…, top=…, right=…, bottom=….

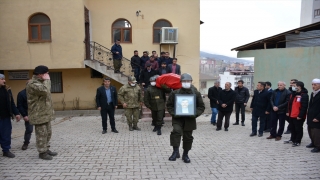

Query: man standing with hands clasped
left=27, top=65, right=57, bottom=160
left=0, top=74, right=21, bottom=158
left=96, top=77, right=119, bottom=134
left=234, top=80, right=249, bottom=126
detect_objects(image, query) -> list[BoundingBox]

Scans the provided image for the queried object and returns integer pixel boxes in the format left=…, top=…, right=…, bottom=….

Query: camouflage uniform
left=118, top=83, right=143, bottom=128
left=166, top=85, right=205, bottom=150
left=144, top=85, right=170, bottom=127
left=26, top=76, right=54, bottom=153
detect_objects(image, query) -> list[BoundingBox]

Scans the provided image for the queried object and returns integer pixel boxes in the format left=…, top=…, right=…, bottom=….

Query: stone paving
left=1, top=113, right=320, bottom=180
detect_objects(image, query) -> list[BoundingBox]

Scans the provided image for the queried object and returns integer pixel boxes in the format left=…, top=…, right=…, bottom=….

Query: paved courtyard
left=1, top=113, right=319, bottom=180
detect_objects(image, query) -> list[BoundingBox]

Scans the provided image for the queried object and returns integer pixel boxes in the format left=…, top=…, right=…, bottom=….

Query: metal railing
left=90, top=41, right=142, bottom=77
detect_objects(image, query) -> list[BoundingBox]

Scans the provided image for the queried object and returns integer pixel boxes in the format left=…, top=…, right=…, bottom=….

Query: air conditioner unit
left=160, top=27, right=178, bottom=44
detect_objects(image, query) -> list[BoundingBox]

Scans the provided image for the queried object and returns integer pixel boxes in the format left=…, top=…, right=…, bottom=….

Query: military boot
left=39, top=152, right=53, bottom=160
left=47, top=150, right=58, bottom=156
left=133, top=124, right=141, bottom=131
left=152, top=126, right=157, bottom=132
left=157, top=126, right=162, bottom=135
left=168, top=147, right=180, bottom=161
left=182, top=150, right=191, bottom=163
left=129, top=124, right=133, bottom=131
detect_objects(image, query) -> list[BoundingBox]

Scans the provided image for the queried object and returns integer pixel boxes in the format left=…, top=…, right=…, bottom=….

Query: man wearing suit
left=96, top=77, right=119, bottom=134
left=250, top=82, right=271, bottom=137
left=208, top=81, right=222, bottom=126
left=168, top=58, right=181, bottom=75
left=264, top=81, right=273, bottom=132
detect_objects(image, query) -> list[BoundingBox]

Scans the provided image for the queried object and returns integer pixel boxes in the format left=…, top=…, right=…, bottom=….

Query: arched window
left=28, top=13, right=51, bottom=42
left=153, top=19, right=172, bottom=43
left=112, top=19, right=132, bottom=43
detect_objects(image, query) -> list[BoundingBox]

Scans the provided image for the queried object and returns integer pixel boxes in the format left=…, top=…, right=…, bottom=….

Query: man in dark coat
left=267, top=81, right=291, bottom=141
left=0, top=74, right=21, bottom=158
left=250, top=82, right=271, bottom=137
left=17, top=80, right=34, bottom=150
left=167, top=58, right=181, bottom=75
left=131, top=50, right=141, bottom=83
left=167, top=73, right=205, bottom=163
left=233, top=80, right=250, bottom=126
left=111, top=40, right=123, bottom=73
left=140, top=64, right=158, bottom=90
left=157, top=62, right=170, bottom=76
left=306, top=78, right=320, bottom=153
left=144, top=75, right=171, bottom=135
left=264, top=81, right=273, bottom=132
left=96, top=77, right=119, bottom=134
left=208, top=81, right=222, bottom=126
left=140, top=51, right=149, bottom=69
left=216, top=82, right=237, bottom=131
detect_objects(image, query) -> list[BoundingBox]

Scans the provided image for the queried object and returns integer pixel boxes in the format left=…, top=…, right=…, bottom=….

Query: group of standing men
left=207, top=78, right=320, bottom=153
left=0, top=66, right=57, bottom=160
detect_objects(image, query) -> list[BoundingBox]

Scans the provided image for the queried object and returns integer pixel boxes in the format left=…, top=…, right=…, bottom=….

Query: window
left=28, top=13, right=51, bottom=42
left=315, top=9, right=320, bottom=18
left=201, top=81, right=207, bottom=89
left=50, top=72, right=62, bottom=93
left=153, top=19, right=172, bottom=43
left=112, top=19, right=132, bottom=43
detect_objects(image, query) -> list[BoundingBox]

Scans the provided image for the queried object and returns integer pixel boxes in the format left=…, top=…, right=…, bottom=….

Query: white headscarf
left=312, top=78, right=320, bottom=97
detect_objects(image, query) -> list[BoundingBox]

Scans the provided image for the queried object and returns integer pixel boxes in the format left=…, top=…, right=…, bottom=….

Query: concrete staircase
left=84, top=59, right=128, bottom=84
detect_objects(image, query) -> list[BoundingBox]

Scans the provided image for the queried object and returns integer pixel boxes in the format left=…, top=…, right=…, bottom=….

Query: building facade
left=301, top=0, right=320, bottom=26
left=0, top=0, right=201, bottom=110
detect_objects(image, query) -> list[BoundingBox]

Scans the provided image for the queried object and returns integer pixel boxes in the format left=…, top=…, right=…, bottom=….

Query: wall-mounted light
left=136, top=10, right=144, bottom=19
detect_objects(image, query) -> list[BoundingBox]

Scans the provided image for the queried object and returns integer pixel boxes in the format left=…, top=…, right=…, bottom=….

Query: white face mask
left=182, top=82, right=191, bottom=89
left=130, top=83, right=136, bottom=87
left=150, top=82, right=156, bottom=86
left=292, top=86, right=296, bottom=91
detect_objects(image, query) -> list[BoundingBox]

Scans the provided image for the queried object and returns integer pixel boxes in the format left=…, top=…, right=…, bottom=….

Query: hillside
left=200, top=51, right=254, bottom=64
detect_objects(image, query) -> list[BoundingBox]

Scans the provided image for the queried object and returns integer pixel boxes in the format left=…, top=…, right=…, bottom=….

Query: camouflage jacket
left=144, top=86, right=171, bottom=111
left=166, top=85, right=205, bottom=131
left=118, top=84, right=143, bottom=108
left=26, top=76, right=54, bottom=125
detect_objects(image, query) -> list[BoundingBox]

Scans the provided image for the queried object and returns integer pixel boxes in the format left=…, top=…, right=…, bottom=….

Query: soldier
left=144, top=75, right=171, bottom=135
left=166, top=73, right=205, bottom=163
left=26, top=65, right=57, bottom=160
left=118, top=76, right=143, bottom=131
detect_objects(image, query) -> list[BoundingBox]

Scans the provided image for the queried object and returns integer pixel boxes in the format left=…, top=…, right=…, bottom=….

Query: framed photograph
left=175, top=94, right=196, bottom=116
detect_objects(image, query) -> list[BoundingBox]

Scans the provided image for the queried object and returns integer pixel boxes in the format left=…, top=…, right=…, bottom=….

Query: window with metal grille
left=50, top=72, right=62, bottom=93
left=315, top=9, right=320, bottom=18
left=201, top=81, right=207, bottom=89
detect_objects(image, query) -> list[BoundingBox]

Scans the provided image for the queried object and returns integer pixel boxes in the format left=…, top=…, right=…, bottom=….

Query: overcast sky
left=200, top=0, right=301, bottom=58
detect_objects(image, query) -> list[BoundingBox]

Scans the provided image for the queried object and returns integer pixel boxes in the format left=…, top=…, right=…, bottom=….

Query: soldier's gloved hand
left=161, top=84, right=168, bottom=89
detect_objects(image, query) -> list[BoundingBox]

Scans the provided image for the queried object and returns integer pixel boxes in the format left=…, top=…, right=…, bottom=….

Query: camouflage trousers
left=35, top=122, right=52, bottom=153
left=113, top=59, right=122, bottom=72
left=124, top=108, right=140, bottom=126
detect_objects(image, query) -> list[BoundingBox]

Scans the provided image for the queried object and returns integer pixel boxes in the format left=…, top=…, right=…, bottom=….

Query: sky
left=200, top=0, right=301, bottom=58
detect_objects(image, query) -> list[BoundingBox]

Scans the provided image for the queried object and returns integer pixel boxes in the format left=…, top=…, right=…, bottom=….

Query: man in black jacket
left=208, top=81, right=222, bottom=126
left=306, top=78, right=320, bottom=153
left=267, top=81, right=291, bottom=141
left=216, top=82, right=237, bottom=131
left=233, top=80, right=250, bottom=126
left=96, top=78, right=118, bottom=134
left=131, top=50, right=141, bottom=83
left=264, top=81, right=273, bottom=132
left=0, top=74, right=21, bottom=158
left=250, top=82, right=271, bottom=137
left=140, top=64, right=158, bottom=90
left=17, top=80, right=33, bottom=150
left=157, top=62, right=170, bottom=76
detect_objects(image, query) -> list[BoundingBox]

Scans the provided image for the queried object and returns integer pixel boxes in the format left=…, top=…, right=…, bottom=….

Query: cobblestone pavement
left=1, top=113, right=320, bottom=180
